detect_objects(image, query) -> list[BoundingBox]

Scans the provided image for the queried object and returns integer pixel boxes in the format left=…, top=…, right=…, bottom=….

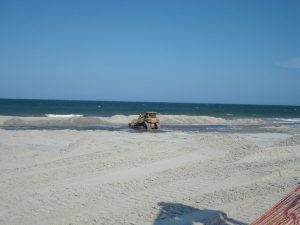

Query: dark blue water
left=0, top=98, right=300, bottom=118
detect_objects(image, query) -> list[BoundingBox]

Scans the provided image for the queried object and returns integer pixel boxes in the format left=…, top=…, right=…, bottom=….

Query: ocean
left=0, top=99, right=300, bottom=131
left=1, top=98, right=300, bottom=118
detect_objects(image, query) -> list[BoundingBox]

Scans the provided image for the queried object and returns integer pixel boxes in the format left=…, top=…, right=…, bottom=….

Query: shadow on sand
left=152, top=202, right=248, bottom=225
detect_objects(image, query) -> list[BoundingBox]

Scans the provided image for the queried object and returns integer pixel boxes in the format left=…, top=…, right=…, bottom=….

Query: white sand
left=0, top=124, right=299, bottom=224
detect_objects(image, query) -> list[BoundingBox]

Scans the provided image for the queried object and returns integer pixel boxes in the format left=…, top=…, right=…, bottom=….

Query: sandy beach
left=0, top=116, right=299, bottom=225
left=1, top=0, right=300, bottom=223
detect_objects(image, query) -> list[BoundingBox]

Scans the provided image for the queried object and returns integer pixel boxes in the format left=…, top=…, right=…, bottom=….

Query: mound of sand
left=2, top=117, right=107, bottom=127
left=1, top=115, right=270, bottom=128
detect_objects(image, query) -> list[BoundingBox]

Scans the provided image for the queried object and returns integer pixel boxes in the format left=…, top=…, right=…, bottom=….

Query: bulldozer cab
left=145, top=112, right=159, bottom=124
left=145, top=112, right=157, bottom=118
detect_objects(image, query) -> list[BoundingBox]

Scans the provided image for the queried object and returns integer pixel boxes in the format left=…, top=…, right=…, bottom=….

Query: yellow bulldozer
left=128, top=112, right=159, bottom=129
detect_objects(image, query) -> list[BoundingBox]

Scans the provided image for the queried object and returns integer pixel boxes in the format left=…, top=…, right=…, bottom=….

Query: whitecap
left=45, top=114, right=83, bottom=118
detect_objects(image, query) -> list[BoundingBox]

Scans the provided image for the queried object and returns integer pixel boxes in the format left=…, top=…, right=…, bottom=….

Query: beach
left=1, top=0, right=300, bottom=223
left=0, top=116, right=299, bottom=225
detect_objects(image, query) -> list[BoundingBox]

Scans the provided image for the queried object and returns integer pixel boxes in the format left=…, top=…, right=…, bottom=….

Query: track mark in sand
left=62, top=152, right=209, bottom=187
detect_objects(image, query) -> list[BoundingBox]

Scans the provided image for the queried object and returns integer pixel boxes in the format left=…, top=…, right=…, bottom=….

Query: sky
left=0, top=0, right=299, bottom=105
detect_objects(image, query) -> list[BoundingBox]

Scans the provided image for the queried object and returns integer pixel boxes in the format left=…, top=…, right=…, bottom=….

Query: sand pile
left=0, top=115, right=273, bottom=128
left=2, top=117, right=107, bottom=127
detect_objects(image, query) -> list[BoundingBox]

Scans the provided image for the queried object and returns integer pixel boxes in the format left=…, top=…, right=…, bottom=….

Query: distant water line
left=0, top=98, right=300, bottom=119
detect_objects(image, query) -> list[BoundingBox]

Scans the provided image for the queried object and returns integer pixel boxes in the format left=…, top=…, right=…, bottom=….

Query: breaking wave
left=272, top=118, right=300, bottom=124
left=45, top=114, right=83, bottom=118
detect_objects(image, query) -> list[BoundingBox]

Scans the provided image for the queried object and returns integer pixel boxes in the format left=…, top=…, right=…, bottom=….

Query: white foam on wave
left=281, top=118, right=300, bottom=122
left=272, top=118, right=300, bottom=124
left=45, top=114, right=83, bottom=118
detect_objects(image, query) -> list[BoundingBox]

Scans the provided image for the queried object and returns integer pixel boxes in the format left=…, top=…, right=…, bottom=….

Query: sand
left=0, top=115, right=269, bottom=128
left=0, top=119, right=300, bottom=225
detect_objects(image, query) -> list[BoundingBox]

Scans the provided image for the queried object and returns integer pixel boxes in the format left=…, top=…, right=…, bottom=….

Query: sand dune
left=0, top=115, right=269, bottom=128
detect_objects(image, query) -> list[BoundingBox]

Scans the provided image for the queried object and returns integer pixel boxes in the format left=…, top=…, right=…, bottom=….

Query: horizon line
left=0, top=97, right=299, bottom=107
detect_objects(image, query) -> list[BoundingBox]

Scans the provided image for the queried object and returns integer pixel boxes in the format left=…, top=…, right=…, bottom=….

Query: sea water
left=0, top=99, right=299, bottom=131
left=1, top=98, right=300, bottom=118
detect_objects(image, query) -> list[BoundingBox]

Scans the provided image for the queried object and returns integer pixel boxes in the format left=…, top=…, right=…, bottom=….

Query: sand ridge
left=0, top=115, right=269, bottom=128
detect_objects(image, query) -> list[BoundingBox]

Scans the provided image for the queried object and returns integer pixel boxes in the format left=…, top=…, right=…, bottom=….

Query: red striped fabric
left=251, top=185, right=300, bottom=225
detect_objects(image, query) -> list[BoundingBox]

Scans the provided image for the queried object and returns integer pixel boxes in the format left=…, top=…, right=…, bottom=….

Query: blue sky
left=0, top=0, right=299, bottom=105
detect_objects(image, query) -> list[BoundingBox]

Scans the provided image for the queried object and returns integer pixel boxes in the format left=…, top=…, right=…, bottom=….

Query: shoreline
left=1, top=115, right=300, bottom=133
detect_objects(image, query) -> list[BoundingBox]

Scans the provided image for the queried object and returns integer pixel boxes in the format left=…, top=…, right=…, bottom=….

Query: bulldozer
left=128, top=112, right=159, bottom=129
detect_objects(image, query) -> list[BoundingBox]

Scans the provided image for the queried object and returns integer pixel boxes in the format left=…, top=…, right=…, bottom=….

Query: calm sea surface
left=0, top=99, right=300, bottom=119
